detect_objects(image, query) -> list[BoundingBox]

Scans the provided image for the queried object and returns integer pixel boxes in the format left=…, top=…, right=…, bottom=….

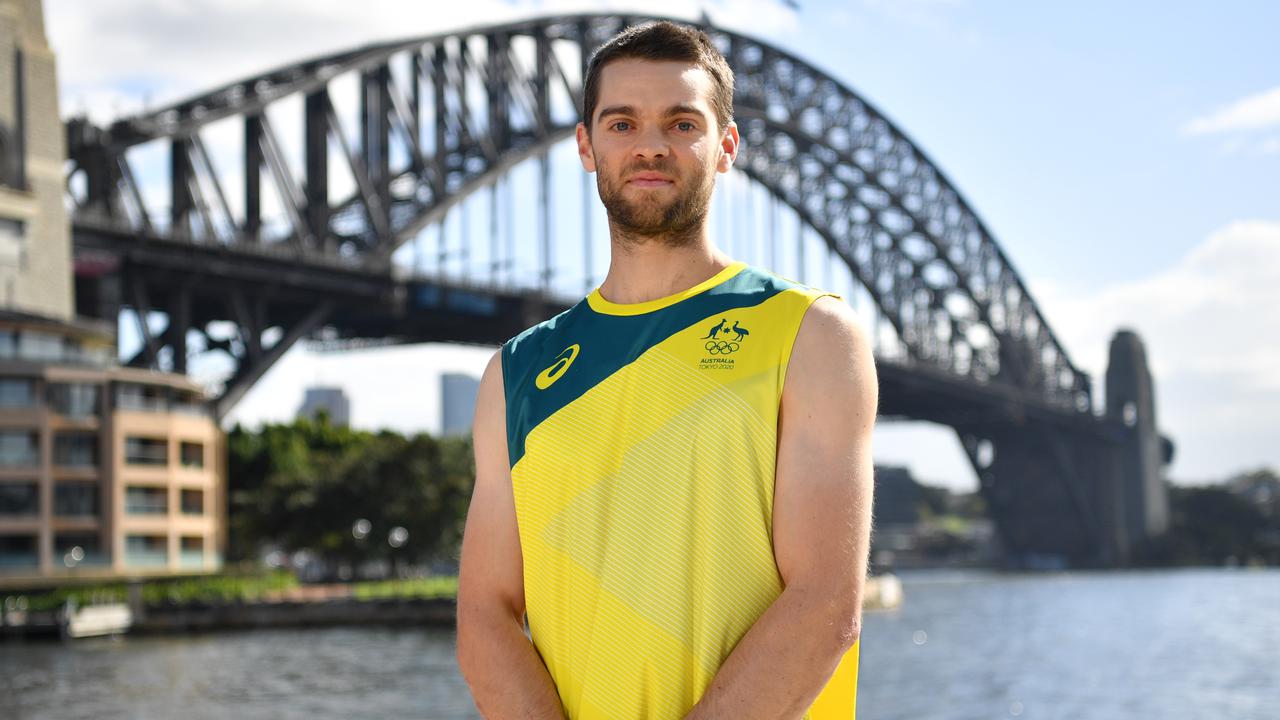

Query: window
left=0, top=124, right=22, bottom=189
left=0, top=330, right=14, bottom=358
left=0, top=217, right=23, bottom=267
left=180, top=489, right=203, bottom=516
left=0, top=430, right=38, bottom=467
left=125, top=534, right=167, bottom=567
left=125, top=436, right=167, bottom=466
left=171, top=398, right=211, bottom=418
left=48, top=382, right=99, bottom=417
left=180, top=441, right=204, bottom=469
left=180, top=535, right=204, bottom=568
left=62, top=338, right=112, bottom=368
left=0, top=378, right=34, bottom=408
left=54, top=432, right=98, bottom=468
left=54, top=482, right=99, bottom=517
left=125, top=486, right=167, bottom=515
left=55, top=532, right=105, bottom=566
left=18, top=331, right=61, bottom=362
left=116, top=384, right=167, bottom=412
left=0, top=482, right=38, bottom=516
left=0, top=534, right=38, bottom=569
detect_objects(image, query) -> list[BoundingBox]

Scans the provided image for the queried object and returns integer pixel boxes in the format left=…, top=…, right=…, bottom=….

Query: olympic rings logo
left=704, top=340, right=741, bottom=355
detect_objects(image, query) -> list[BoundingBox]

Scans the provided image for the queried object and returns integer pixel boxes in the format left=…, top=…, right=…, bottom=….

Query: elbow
left=826, top=591, right=861, bottom=653
left=808, top=589, right=861, bottom=655
left=834, top=613, right=861, bottom=652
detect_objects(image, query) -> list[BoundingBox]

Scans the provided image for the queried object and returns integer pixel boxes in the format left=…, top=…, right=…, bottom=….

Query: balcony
left=0, top=430, right=39, bottom=469
left=0, top=552, right=38, bottom=569
left=124, top=438, right=168, bottom=467
left=48, top=383, right=100, bottom=419
left=0, top=447, right=38, bottom=468
left=116, top=394, right=168, bottom=413
left=171, top=401, right=212, bottom=418
left=124, top=550, right=168, bottom=568
left=124, top=492, right=167, bottom=515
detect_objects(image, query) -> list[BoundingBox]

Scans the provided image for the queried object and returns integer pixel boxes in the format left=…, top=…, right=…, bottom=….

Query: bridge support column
left=960, top=424, right=1125, bottom=569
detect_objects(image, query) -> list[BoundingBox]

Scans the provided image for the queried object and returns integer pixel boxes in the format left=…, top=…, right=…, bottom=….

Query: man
left=456, top=20, right=877, bottom=720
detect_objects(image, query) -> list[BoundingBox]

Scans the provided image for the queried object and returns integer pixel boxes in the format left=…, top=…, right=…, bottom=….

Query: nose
left=632, top=124, right=668, bottom=161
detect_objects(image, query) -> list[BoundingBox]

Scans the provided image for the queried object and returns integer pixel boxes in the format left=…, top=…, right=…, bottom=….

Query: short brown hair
left=581, top=21, right=735, bottom=134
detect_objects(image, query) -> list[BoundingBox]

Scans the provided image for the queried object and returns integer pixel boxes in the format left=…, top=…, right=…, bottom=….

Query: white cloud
left=1181, top=86, right=1280, bottom=136
left=1029, top=219, right=1280, bottom=480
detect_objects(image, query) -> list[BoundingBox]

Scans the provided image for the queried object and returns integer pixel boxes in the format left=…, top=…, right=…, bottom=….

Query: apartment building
left=0, top=309, right=226, bottom=588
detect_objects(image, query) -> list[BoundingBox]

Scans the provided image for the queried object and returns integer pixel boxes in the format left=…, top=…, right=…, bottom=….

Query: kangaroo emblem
left=701, top=318, right=729, bottom=339
left=730, top=320, right=750, bottom=342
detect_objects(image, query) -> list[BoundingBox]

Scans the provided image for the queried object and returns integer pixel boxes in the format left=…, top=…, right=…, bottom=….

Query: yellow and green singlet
left=502, top=260, right=858, bottom=719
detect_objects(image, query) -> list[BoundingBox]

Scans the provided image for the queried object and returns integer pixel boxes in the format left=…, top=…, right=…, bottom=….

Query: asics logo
left=536, top=344, right=580, bottom=390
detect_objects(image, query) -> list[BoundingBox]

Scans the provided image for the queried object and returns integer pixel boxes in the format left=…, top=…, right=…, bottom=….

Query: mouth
left=627, top=173, right=674, bottom=187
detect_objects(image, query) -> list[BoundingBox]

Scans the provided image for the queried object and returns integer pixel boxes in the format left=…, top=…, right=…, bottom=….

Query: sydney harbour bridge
left=60, top=13, right=1171, bottom=568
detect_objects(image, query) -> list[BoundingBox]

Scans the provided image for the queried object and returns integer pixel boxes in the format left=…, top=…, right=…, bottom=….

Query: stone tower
left=1105, top=329, right=1171, bottom=556
left=0, top=0, right=72, bottom=320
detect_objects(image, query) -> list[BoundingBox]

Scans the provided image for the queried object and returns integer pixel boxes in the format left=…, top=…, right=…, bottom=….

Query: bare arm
left=456, top=350, right=565, bottom=719
left=685, top=296, right=878, bottom=720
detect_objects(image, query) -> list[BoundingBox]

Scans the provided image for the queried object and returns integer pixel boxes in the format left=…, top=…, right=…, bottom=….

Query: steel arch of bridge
left=66, top=12, right=1091, bottom=416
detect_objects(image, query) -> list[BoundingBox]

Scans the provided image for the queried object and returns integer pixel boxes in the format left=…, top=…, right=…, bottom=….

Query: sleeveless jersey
left=501, top=260, right=860, bottom=719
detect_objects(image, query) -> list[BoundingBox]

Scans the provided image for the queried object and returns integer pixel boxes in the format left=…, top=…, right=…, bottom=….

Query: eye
left=610, top=120, right=631, bottom=132
left=675, top=121, right=696, bottom=132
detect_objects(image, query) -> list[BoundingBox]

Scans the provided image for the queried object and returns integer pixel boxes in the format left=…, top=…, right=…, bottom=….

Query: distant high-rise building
left=297, top=386, right=350, bottom=426
left=441, top=373, right=480, bottom=437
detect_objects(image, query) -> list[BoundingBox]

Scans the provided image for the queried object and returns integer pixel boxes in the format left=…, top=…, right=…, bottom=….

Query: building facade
left=0, top=1, right=225, bottom=589
left=0, top=311, right=226, bottom=587
left=0, top=0, right=73, bottom=320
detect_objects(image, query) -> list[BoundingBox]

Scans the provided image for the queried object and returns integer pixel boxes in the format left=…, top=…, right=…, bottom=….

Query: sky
left=43, top=0, right=1280, bottom=490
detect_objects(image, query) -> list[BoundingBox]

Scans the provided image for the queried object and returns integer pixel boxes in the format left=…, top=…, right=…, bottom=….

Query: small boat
left=60, top=600, right=133, bottom=639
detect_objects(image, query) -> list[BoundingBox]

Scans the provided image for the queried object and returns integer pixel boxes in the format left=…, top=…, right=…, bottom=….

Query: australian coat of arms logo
left=698, top=317, right=750, bottom=369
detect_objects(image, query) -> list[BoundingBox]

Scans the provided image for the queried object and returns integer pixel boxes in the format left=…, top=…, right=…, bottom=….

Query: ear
left=576, top=122, right=596, bottom=173
left=716, top=121, right=740, bottom=174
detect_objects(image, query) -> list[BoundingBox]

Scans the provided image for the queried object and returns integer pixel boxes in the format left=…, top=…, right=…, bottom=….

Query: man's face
left=576, top=59, right=738, bottom=244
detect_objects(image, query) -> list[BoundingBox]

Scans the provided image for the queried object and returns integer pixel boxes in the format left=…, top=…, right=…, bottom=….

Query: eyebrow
left=595, top=103, right=709, bottom=123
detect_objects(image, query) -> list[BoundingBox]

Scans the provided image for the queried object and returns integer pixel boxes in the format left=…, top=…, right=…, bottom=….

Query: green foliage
left=13, top=584, right=127, bottom=612
left=226, top=415, right=475, bottom=569
left=138, top=571, right=298, bottom=605
left=351, top=576, right=459, bottom=600
left=9, top=572, right=298, bottom=612
left=1135, top=482, right=1279, bottom=566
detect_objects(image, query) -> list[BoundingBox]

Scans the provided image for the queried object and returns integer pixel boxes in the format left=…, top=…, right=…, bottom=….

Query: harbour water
left=1, top=567, right=1276, bottom=719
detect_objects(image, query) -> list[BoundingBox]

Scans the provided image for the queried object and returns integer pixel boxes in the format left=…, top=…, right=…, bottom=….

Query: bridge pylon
left=1104, top=329, right=1173, bottom=562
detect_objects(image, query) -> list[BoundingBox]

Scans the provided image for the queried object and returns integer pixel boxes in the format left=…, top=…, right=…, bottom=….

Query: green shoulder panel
left=501, top=264, right=821, bottom=468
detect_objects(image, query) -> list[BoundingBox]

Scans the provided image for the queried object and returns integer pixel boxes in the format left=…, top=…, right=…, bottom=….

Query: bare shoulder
left=797, top=294, right=864, bottom=345
left=477, top=348, right=506, bottom=410
left=473, top=348, right=509, bottom=472
left=784, top=294, right=878, bottom=433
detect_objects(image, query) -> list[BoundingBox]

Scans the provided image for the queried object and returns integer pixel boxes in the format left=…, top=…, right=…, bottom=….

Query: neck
left=596, top=223, right=735, bottom=305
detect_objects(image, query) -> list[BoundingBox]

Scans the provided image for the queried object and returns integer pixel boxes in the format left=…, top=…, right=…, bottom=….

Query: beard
left=595, top=154, right=717, bottom=248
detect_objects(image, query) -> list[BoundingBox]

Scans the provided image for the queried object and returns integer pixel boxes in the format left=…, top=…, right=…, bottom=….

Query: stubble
left=594, top=154, right=717, bottom=250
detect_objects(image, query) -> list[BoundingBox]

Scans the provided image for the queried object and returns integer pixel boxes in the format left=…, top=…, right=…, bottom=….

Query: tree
left=225, top=415, right=475, bottom=573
